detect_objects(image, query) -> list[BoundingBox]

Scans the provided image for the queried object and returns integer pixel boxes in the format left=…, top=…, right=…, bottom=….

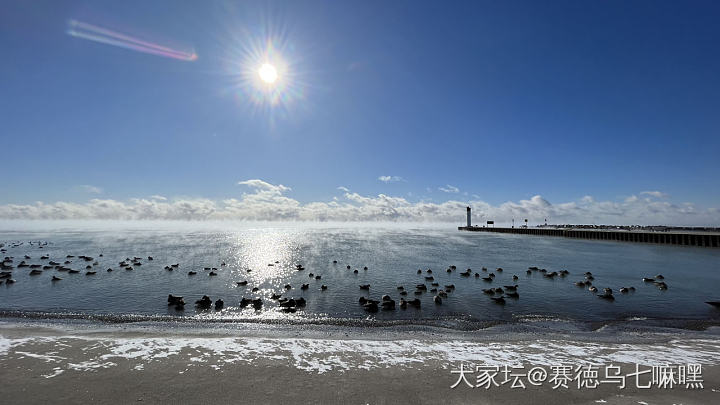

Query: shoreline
left=2, top=320, right=720, bottom=404
left=3, top=316, right=720, bottom=346
left=2, top=309, right=720, bottom=336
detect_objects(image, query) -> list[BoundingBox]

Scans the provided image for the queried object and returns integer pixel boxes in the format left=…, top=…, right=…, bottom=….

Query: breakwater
left=458, top=226, right=720, bottom=248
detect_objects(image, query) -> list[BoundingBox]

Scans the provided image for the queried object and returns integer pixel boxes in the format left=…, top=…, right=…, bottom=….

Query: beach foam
left=3, top=332, right=720, bottom=376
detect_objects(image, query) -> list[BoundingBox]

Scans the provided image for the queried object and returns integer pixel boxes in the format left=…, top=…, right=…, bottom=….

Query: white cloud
left=77, top=185, right=102, bottom=194
left=150, top=195, right=167, bottom=201
left=1, top=180, right=718, bottom=226
left=640, top=191, right=669, bottom=199
left=438, top=184, right=459, bottom=193
left=378, top=175, right=403, bottom=183
left=337, top=186, right=350, bottom=192
left=238, top=179, right=291, bottom=194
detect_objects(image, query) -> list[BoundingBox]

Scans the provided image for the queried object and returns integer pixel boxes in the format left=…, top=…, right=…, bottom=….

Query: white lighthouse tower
left=466, top=206, right=471, bottom=227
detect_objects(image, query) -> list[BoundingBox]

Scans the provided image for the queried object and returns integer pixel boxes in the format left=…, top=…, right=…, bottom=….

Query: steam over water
left=1, top=222, right=719, bottom=329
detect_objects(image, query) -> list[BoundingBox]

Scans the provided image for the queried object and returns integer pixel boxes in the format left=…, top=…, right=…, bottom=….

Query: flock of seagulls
left=352, top=263, right=667, bottom=312
left=0, top=242, right=329, bottom=314
left=2, top=239, right=718, bottom=314
left=0, top=253, right=152, bottom=282
left=181, top=261, right=337, bottom=313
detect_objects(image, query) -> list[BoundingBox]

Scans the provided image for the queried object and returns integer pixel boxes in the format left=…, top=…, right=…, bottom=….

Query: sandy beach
left=1, top=321, right=719, bottom=404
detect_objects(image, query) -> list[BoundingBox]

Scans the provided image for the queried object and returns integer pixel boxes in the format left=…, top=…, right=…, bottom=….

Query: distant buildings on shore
left=538, top=224, right=720, bottom=233
left=464, top=207, right=719, bottom=233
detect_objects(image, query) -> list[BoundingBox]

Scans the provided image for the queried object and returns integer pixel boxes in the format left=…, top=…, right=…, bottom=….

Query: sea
left=2, top=221, right=719, bottom=331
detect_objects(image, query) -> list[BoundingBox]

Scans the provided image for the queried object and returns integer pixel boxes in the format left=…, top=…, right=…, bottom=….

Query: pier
left=458, top=226, right=720, bottom=248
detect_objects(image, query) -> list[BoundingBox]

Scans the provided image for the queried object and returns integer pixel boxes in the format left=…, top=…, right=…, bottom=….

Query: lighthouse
left=466, top=206, right=471, bottom=227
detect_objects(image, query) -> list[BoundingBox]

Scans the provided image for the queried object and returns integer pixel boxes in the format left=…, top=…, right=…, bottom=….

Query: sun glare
left=258, top=63, right=278, bottom=84
left=224, top=20, right=306, bottom=113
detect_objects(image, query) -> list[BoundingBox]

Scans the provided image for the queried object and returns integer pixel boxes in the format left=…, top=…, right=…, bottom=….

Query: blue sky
left=1, top=1, right=719, bottom=224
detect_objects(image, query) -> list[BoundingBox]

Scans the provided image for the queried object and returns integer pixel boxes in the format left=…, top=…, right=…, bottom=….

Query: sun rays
left=221, top=18, right=308, bottom=118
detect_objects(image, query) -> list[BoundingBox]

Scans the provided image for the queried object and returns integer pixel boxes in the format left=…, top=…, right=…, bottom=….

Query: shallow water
left=1, top=223, right=719, bottom=328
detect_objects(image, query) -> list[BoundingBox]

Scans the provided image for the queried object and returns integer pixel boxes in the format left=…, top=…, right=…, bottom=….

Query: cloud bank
left=1, top=180, right=717, bottom=225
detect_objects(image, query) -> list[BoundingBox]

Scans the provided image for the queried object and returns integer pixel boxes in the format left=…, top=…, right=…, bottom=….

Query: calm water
left=1, top=223, right=719, bottom=328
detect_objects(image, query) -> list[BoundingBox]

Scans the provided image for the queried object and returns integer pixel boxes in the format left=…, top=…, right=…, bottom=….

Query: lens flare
left=67, top=20, right=197, bottom=62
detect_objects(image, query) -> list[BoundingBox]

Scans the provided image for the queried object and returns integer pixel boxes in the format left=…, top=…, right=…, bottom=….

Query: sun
left=258, top=63, right=278, bottom=84
left=225, top=27, right=305, bottom=111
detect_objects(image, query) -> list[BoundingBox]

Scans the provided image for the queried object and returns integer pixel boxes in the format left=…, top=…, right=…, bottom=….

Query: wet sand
left=1, top=321, right=720, bottom=404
